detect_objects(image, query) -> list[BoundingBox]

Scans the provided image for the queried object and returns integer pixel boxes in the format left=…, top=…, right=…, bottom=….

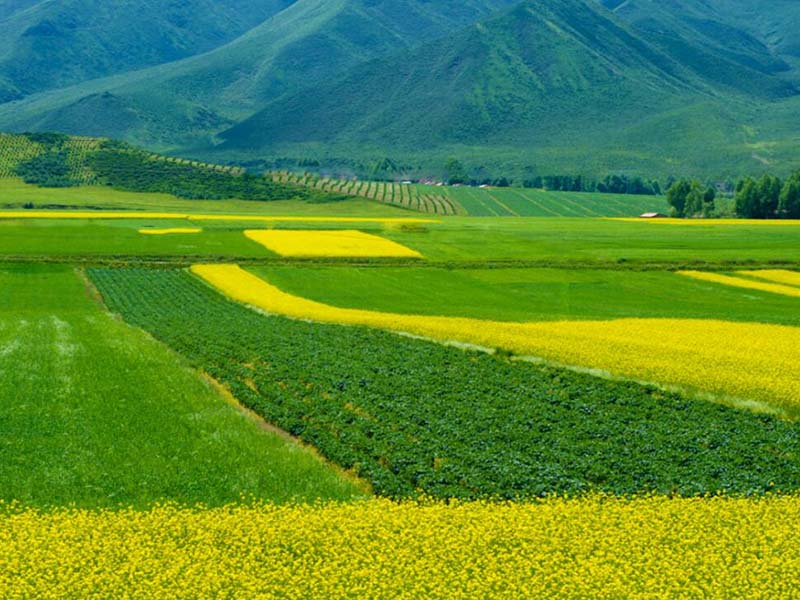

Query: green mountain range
left=0, top=0, right=798, bottom=177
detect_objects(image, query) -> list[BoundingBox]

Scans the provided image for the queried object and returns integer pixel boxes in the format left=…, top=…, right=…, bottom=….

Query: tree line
left=667, top=172, right=800, bottom=219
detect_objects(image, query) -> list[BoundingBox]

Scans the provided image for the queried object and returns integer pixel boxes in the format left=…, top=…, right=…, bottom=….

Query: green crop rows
left=91, top=267, right=800, bottom=500
left=270, top=171, right=461, bottom=215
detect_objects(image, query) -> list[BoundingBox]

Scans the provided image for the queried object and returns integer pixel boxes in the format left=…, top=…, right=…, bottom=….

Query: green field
left=1, top=179, right=799, bottom=267
left=0, top=264, right=362, bottom=508
left=256, top=266, right=800, bottom=326
left=414, top=184, right=670, bottom=217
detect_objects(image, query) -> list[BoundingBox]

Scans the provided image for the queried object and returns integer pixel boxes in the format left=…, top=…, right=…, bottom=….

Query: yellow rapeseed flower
left=739, top=269, right=800, bottom=288
left=192, top=264, right=800, bottom=413
left=679, top=270, right=800, bottom=298
left=244, top=229, right=423, bottom=258
left=2, top=496, right=800, bottom=598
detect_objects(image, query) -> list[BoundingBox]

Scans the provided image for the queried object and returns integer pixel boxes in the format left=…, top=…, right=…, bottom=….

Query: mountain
left=0, top=0, right=296, bottom=102
left=218, top=0, right=800, bottom=175
left=0, top=0, right=518, bottom=147
left=0, top=0, right=798, bottom=177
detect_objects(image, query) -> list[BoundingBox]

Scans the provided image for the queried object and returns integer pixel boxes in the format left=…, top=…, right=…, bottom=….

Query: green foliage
left=15, top=150, right=75, bottom=187
left=87, top=147, right=313, bottom=202
left=779, top=173, right=800, bottom=219
left=0, top=133, right=333, bottom=203
left=0, top=264, right=361, bottom=508
left=666, top=179, right=716, bottom=218
left=735, top=175, right=783, bottom=219
left=443, top=158, right=468, bottom=185
left=91, top=268, right=800, bottom=499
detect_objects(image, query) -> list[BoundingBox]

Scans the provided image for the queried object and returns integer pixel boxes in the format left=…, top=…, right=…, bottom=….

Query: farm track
left=3, top=254, right=800, bottom=272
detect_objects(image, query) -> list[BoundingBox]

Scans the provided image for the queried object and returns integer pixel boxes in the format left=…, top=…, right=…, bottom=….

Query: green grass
left=380, top=218, right=800, bottom=265
left=0, top=219, right=273, bottom=260
left=89, top=267, right=800, bottom=499
left=0, top=264, right=362, bottom=508
left=255, top=266, right=800, bottom=326
left=415, top=185, right=670, bottom=217
left=0, top=178, right=410, bottom=216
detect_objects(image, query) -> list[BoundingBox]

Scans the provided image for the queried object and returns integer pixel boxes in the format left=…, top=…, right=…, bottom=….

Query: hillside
left=0, top=132, right=326, bottom=204
left=0, top=0, right=296, bottom=103
left=0, top=0, right=518, bottom=147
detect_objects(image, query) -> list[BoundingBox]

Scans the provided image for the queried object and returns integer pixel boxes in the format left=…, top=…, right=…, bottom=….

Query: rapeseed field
left=3, top=496, right=800, bottom=599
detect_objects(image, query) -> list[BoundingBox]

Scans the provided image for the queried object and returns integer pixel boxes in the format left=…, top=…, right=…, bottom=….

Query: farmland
left=0, top=264, right=361, bottom=508
left=271, top=171, right=670, bottom=216
left=2, top=175, right=800, bottom=596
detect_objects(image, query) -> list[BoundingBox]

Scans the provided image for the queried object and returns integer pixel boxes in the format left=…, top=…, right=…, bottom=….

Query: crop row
left=270, top=171, right=461, bottom=215
left=89, top=268, right=800, bottom=499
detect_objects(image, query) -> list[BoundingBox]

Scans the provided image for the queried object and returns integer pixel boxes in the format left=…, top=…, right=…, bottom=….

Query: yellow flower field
left=192, top=264, right=800, bottom=413
left=679, top=270, right=800, bottom=298
left=244, top=229, right=423, bottom=258
left=740, top=269, right=800, bottom=288
left=0, top=210, right=434, bottom=224
left=3, top=496, right=800, bottom=599
left=138, top=228, right=202, bottom=235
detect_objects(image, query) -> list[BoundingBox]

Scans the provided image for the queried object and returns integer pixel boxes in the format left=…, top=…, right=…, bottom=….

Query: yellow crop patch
left=739, top=269, right=800, bottom=288
left=244, top=230, right=423, bottom=258
left=4, top=496, right=800, bottom=598
left=192, top=265, right=800, bottom=413
left=611, top=218, right=800, bottom=226
left=138, top=228, right=202, bottom=235
left=679, top=270, right=800, bottom=298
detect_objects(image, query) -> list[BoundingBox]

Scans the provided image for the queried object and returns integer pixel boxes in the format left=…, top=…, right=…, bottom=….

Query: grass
left=0, top=264, right=362, bottom=508
left=255, top=266, right=800, bottom=326
left=0, top=178, right=409, bottom=216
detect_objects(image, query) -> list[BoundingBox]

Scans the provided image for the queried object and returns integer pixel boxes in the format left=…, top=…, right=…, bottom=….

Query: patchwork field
left=3, top=180, right=800, bottom=597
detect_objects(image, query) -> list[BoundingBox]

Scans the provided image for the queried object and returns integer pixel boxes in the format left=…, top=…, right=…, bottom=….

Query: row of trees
left=734, top=173, right=800, bottom=219
left=667, top=172, right=800, bottom=219
left=443, top=159, right=662, bottom=195
left=522, top=174, right=661, bottom=196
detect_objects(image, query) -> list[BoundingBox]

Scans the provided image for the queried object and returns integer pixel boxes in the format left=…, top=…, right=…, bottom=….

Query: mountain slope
left=0, top=0, right=518, bottom=146
left=598, top=0, right=796, bottom=98
left=219, top=0, right=796, bottom=171
left=0, top=0, right=296, bottom=102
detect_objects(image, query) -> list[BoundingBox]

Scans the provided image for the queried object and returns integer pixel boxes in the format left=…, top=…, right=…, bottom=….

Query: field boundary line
left=199, top=372, right=373, bottom=495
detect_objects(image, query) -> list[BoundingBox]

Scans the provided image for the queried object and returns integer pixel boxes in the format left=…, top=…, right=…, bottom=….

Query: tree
left=666, top=179, right=692, bottom=217
left=443, top=158, right=467, bottom=185
left=735, top=177, right=759, bottom=218
left=756, top=174, right=782, bottom=218
left=682, top=181, right=715, bottom=218
left=779, top=173, right=800, bottom=219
